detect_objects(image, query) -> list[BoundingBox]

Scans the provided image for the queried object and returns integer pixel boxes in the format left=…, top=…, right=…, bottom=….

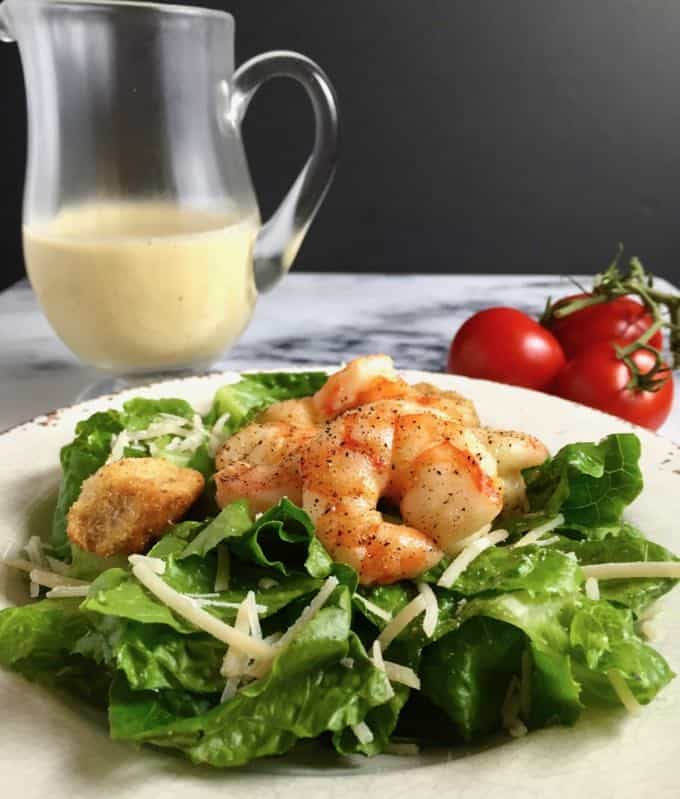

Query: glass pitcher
left=0, top=0, right=338, bottom=376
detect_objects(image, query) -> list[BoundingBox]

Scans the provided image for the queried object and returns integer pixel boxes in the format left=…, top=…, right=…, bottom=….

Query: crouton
left=67, top=457, right=204, bottom=557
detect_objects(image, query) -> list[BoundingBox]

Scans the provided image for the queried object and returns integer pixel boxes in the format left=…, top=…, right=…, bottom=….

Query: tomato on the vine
left=544, top=294, right=663, bottom=359
left=550, top=340, right=674, bottom=431
left=447, top=307, right=566, bottom=390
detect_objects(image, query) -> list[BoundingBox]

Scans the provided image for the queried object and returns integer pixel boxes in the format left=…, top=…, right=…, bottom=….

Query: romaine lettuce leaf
left=522, top=433, right=643, bottom=538
left=555, top=526, right=679, bottom=614
left=204, top=371, right=328, bottom=429
left=50, top=411, right=124, bottom=557
left=421, top=617, right=525, bottom=741
left=180, top=499, right=334, bottom=579
left=421, top=545, right=582, bottom=597
left=109, top=587, right=393, bottom=766
left=0, top=598, right=111, bottom=705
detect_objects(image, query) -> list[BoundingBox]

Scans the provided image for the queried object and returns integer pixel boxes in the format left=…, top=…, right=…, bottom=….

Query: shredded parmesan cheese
left=371, top=639, right=386, bottom=671
left=272, top=576, right=339, bottom=652
left=46, top=585, right=91, bottom=599
left=351, top=721, right=374, bottom=745
left=437, top=529, right=509, bottom=589
left=502, top=674, right=528, bottom=738
left=214, top=546, right=230, bottom=592
left=249, top=576, right=340, bottom=679
left=607, top=670, right=642, bottom=714
left=1, top=557, right=89, bottom=595
left=1, top=557, right=35, bottom=572
left=512, top=514, right=565, bottom=548
left=128, top=555, right=274, bottom=660
left=259, top=578, right=279, bottom=590
left=24, top=536, right=46, bottom=598
left=377, top=594, right=427, bottom=651
left=385, top=742, right=420, bottom=756
left=447, top=523, right=492, bottom=555
left=585, top=577, right=600, bottom=600
left=189, top=597, right=267, bottom=613
left=28, top=569, right=89, bottom=589
left=370, top=640, right=395, bottom=700
left=355, top=594, right=393, bottom=622
left=221, top=601, right=250, bottom=678
left=46, top=556, right=71, bottom=576
left=417, top=581, right=438, bottom=637
left=245, top=590, right=262, bottom=640
left=532, top=535, right=560, bottom=547
left=133, top=555, right=166, bottom=575
left=340, top=657, right=355, bottom=669
left=383, top=661, right=421, bottom=690
left=582, top=562, right=680, bottom=580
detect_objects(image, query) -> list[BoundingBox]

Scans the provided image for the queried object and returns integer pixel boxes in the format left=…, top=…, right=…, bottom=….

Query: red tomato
left=447, top=307, right=567, bottom=390
left=550, top=341, right=674, bottom=430
left=545, top=294, right=663, bottom=359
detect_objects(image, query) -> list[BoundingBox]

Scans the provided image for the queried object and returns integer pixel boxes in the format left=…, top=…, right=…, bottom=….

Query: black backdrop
left=1, top=0, right=680, bottom=292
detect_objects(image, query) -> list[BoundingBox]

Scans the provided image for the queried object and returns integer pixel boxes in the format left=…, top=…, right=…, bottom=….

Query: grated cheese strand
left=249, top=576, right=340, bottom=679
left=351, top=721, right=374, bottom=745
left=371, top=639, right=386, bottom=671
left=607, top=670, right=642, bottom=714
left=355, top=594, right=393, bottom=622
left=2, top=557, right=90, bottom=595
left=46, top=585, right=91, bottom=599
left=272, top=576, right=339, bottom=652
left=377, top=594, right=427, bottom=651
left=585, top=577, right=600, bottom=600
left=385, top=742, right=420, bottom=756
left=447, top=523, right=492, bottom=555
left=46, top=556, right=71, bottom=576
left=214, top=546, right=230, bottom=592
left=1, top=557, right=35, bottom=573
left=25, top=537, right=45, bottom=599
left=370, top=640, right=395, bottom=700
left=221, top=600, right=251, bottom=679
left=129, top=556, right=274, bottom=660
left=512, top=514, right=565, bottom=549
left=582, top=562, right=680, bottom=580
left=220, top=677, right=240, bottom=703
left=245, top=590, right=262, bottom=640
left=437, top=530, right=509, bottom=589
left=28, top=569, right=90, bottom=589
left=383, top=661, right=421, bottom=690
left=417, top=581, right=438, bottom=637
left=502, top=674, right=528, bottom=737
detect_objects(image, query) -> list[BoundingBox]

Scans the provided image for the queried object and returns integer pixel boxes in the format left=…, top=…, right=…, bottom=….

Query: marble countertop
left=1, top=273, right=679, bottom=441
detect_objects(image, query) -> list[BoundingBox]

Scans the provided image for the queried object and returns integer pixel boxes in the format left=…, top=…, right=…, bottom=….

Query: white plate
left=1, top=369, right=680, bottom=799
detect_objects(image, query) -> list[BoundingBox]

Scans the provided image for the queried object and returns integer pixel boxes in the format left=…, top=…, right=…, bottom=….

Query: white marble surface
left=1, top=273, right=678, bottom=440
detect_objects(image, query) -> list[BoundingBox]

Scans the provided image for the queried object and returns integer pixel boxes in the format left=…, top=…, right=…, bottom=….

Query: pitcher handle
left=0, top=2, right=15, bottom=41
left=229, top=50, right=339, bottom=292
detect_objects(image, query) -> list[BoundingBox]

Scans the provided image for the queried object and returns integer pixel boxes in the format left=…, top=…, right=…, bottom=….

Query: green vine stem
left=541, top=248, right=680, bottom=379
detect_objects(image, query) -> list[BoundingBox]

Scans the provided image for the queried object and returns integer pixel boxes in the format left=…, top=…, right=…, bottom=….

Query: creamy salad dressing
left=23, top=203, right=259, bottom=371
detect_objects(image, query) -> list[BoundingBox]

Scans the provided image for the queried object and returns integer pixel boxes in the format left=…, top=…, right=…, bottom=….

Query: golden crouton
left=67, top=457, right=204, bottom=557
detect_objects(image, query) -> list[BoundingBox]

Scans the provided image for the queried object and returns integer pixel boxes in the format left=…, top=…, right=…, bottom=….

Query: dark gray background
left=1, top=0, right=679, bottom=292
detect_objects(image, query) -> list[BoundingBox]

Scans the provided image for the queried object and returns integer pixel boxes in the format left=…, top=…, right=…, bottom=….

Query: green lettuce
left=555, top=526, right=679, bottom=615
left=421, top=617, right=525, bottom=741
left=50, top=411, right=124, bottom=557
left=0, top=598, right=110, bottom=705
left=204, top=371, right=328, bottom=429
left=109, top=586, right=393, bottom=767
left=522, top=433, right=643, bottom=538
